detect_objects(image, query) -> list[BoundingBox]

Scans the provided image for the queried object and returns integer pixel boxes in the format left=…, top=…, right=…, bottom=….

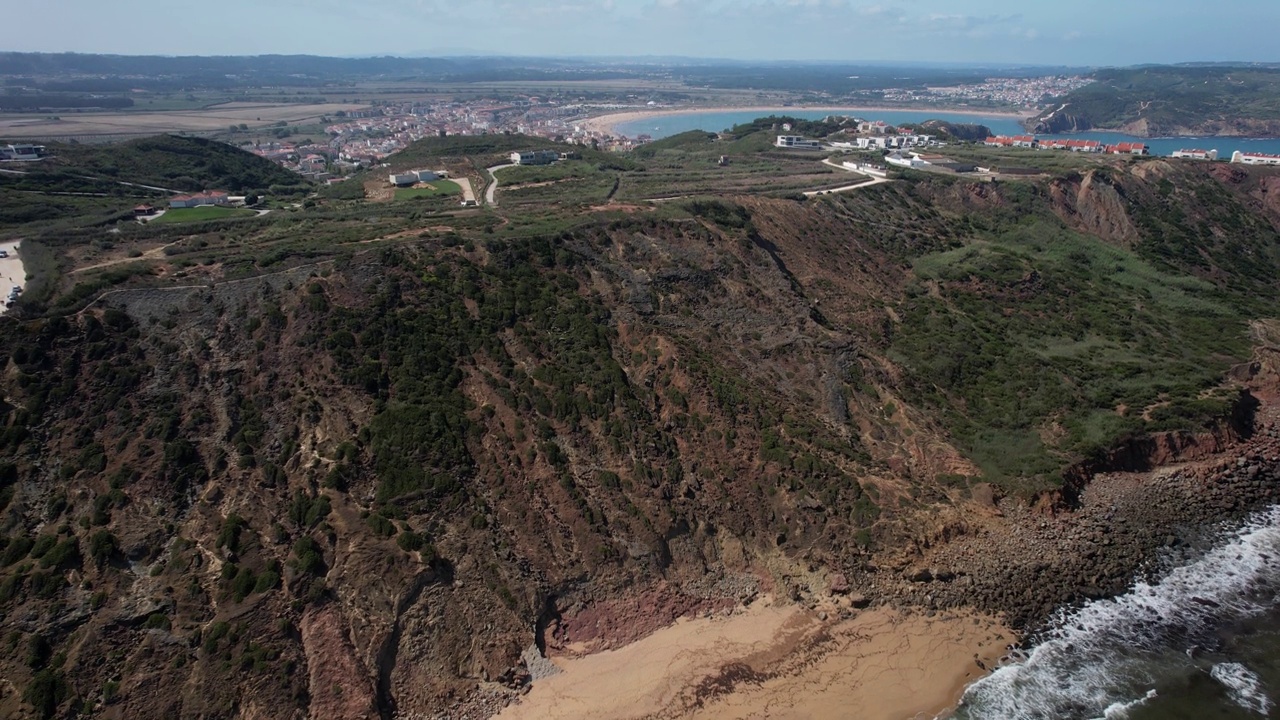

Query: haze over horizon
left=7, top=0, right=1278, bottom=67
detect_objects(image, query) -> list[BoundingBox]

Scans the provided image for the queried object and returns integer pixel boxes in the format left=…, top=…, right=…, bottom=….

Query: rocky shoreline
left=849, top=393, right=1280, bottom=634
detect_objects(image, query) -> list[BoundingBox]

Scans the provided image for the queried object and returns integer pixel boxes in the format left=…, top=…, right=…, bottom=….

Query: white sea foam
left=955, top=506, right=1280, bottom=719
left=1211, top=662, right=1273, bottom=715
left=1096, top=689, right=1157, bottom=719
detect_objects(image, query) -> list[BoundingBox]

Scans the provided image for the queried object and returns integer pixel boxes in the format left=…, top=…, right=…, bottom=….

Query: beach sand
left=497, top=597, right=1012, bottom=720
left=0, top=239, right=24, bottom=316
left=581, top=105, right=1038, bottom=137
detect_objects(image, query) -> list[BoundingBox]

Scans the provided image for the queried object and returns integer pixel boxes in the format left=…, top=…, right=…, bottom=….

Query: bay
left=615, top=110, right=1280, bottom=159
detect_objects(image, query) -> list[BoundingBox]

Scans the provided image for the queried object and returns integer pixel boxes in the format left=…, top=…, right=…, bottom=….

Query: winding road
left=485, top=163, right=515, bottom=206
left=802, top=158, right=893, bottom=196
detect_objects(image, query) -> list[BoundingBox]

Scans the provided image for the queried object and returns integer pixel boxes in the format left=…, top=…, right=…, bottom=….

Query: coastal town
left=232, top=84, right=1280, bottom=185
left=225, top=75, right=1097, bottom=183
left=246, top=96, right=651, bottom=182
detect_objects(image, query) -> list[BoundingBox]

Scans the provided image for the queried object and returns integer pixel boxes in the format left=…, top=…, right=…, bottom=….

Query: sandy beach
left=581, top=105, right=1038, bottom=137
left=0, top=239, right=24, bottom=316
left=497, top=597, right=1012, bottom=720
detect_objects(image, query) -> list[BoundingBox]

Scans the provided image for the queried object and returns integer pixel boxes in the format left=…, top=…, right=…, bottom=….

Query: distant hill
left=1028, top=66, right=1280, bottom=137
left=45, top=135, right=305, bottom=193
left=909, top=120, right=993, bottom=142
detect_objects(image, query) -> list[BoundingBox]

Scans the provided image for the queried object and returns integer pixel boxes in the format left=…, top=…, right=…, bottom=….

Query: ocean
left=614, top=110, right=1280, bottom=160
left=950, top=507, right=1280, bottom=720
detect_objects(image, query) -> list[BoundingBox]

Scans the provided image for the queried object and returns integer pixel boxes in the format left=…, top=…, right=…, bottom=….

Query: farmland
left=394, top=180, right=461, bottom=200
left=150, top=206, right=259, bottom=224
left=0, top=102, right=366, bottom=141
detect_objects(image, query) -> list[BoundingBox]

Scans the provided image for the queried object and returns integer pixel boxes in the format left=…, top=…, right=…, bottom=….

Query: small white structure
left=776, top=135, right=823, bottom=150
left=1231, top=151, right=1280, bottom=166
left=390, top=172, right=418, bottom=186
left=1172, top=149, right=1219, bottom=161
left=885, top=152, right=928, bottom=169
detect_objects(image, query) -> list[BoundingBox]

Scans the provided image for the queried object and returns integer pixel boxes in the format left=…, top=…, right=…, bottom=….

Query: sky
left=7, top=0, right=1280, bottom=66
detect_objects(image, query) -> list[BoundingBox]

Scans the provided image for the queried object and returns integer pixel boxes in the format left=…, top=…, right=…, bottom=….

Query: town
left=243, top=97, right=650, bottom=183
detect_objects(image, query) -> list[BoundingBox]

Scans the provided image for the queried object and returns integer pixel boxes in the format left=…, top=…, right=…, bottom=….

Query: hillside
left=1028, top=66, right=1280, bottom=137
left=42, top=135, right=306, bottom=193
left=2, top=132, right=1280, bottom=717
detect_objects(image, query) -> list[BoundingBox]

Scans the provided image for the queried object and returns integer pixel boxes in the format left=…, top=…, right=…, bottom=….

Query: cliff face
left=1047, top=169, right=1140, bottom=247
left=3, top=162, right=1280, bottom=719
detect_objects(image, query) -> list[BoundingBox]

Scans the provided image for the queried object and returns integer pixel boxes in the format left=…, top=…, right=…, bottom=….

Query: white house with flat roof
left=776, top=135, right=823, bottom=150
left=1232, top=151, right=1280, bottom=166
left=510, top=150, right=560, bottom=165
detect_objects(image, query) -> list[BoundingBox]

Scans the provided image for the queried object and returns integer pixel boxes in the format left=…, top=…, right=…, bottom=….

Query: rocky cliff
left=3, top=159, right=1280, bottom=718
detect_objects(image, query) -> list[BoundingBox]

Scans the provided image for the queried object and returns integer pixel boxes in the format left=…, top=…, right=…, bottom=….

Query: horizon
left=2, top=50, right=1275, bottom=72
left=7, top=0, right=1280, bottom=67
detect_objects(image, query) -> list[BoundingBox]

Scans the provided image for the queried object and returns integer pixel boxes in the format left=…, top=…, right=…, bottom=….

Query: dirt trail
left=72, top=241, right=181, bottom=273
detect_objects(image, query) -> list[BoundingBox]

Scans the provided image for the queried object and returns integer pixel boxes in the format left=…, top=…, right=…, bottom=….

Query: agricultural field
left=150, top=206, right=259, bottom=224
left=0, top=102, right=367, bottom=140
left=395, top=180, right=461, bottom=200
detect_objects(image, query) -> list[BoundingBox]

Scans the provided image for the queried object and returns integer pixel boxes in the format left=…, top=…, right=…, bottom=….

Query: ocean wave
left=954, top=506, right=1280, bottom=719
left=1210, top=662, right=1272, bottom=715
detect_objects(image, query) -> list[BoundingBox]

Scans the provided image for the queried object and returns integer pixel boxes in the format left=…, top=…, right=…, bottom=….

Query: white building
left=843, top=161, right=888, bottom=177
left=1172, top=149, right=1218, bottom=161
left=389, top=172, right=418, bottom=186
left=776, top=135, right=823, bottom=150
left=0, top=144, right=46, bottom=161
left=1231, top=151, right=1280, bottom=166
left=510, top=150, right=560, bottom=165
left=885, top=152, right=928, bottom=169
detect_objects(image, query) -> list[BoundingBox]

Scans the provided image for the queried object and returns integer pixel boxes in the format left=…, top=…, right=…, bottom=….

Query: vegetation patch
left=150, top=206, right=257, bottom=224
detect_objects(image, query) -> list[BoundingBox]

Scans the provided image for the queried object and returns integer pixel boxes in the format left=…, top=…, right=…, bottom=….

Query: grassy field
left=394, top=181, right=461, bottom=200
left=151, top=206, right=258, bottom=224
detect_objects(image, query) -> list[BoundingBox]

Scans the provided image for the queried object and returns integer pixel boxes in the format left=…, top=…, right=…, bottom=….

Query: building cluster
left=883, top=76, right=1094, bottom=108
left=1172, top=149, right=1219, bottom=161
left=984, top=135, right=1149, bottom=155
left=845, top=133, right=936, bottom=150
left=238, top=97, right=661, bottom=182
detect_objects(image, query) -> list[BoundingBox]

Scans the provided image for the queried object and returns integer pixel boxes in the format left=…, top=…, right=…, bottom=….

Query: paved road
left=802, top=158, right=893, bottom=196
left=455, top=176, right=478, bottom=206
left=803, top=177, right=891, bottom=197
left=485, top=164, right=515, bottom=206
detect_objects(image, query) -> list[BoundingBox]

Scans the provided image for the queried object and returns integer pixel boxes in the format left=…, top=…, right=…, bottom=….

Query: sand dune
left=498, top=597, right=1011, bottom=720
